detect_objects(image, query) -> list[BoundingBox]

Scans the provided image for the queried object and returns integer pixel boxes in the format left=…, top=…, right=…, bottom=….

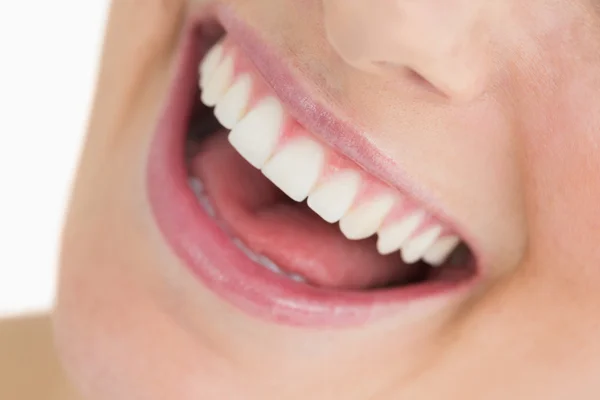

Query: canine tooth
left=376, top=211, right=425, bottom=255
left=228, top=97, right=284, bottom=168
left=423, top=235, right=461, bottom=266
left=307, top=171, right=361, bottom=223
left=214, top=74, right=252, bottom=129
left=339, top=194, right=396, bottom=240
left=201, top=55, right=234, bottom=107
left=199, top=43, right=224, bottom=88
left=401, top=226, right=442, bottom=264
left=262, top=138, right=325, bottom=202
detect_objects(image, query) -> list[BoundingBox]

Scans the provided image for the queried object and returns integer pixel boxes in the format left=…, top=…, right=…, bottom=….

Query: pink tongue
left=190, top=134, right=421, bottom=289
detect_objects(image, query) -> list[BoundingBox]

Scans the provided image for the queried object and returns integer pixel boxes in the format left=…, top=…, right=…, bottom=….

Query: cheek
left=367, top=96, right=526, bottom=270
left=52, top=115, right=200, bottom=397
left=518, top=82, right=600, bottom=274
left=53, top=178, right=155, bottom=397
left=50, top=1, right=217, bottom=391
left=54, top=195, right=240, bottom=400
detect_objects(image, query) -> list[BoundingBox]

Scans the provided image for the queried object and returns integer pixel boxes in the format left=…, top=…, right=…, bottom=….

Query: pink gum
left=219, top=39, right=453, bottom=238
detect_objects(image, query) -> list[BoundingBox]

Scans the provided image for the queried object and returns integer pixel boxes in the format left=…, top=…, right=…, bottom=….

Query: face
left=54, top=0, right=600, bottom=399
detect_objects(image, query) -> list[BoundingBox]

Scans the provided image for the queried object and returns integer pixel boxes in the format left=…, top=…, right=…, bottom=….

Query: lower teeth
left=189, top=178, right=216, bottom=217
left=188, top=177, right=307, bottom=283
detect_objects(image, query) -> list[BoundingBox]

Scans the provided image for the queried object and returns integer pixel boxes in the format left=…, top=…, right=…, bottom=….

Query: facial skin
left=54, top=0, right=600, bottom=399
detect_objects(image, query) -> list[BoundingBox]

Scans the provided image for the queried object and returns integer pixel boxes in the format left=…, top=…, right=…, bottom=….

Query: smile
left=147, top=5, right=480, bottom=327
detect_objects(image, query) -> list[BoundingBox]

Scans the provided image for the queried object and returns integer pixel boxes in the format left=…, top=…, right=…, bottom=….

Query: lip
left=214, top=8, right=472, bottom=239
left=147, top=4, right=480, bottom=328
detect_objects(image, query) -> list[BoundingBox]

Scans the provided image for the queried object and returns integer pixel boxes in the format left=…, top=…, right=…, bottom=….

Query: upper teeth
left=197, top=40, right=461, bottom=267
left=201, top=54, right=234, bottom=107
left=228, top=97, right=283, bottom=169
left=262, top=137, right=325, bottom=202
left=214, top=74, right=252, bottom=129
left=376, top=210, right=425, bottom=255
left=339, top=193, right=396, bottom=240
left=307, top=170, right=361, bottom=223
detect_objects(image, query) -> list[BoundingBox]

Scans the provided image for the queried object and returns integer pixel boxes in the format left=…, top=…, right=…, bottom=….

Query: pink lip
left=147, top=5, right=479, bottom=327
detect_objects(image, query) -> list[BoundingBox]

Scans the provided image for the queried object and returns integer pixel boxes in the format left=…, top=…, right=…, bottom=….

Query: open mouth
left=148, top=8, right=479, bottom=327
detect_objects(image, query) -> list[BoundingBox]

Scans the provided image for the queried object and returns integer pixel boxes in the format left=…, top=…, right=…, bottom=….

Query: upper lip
left=205, top=5, right=475, bottom=258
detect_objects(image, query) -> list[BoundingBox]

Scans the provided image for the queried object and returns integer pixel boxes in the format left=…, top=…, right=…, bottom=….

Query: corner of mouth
left=146, top=6, right=483, bottom=327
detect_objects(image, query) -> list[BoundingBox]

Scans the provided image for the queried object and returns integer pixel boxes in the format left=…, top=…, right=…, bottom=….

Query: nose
left=323, top=0, right=496, bottom=102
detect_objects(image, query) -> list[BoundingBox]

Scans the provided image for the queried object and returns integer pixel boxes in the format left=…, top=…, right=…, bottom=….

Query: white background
left=0, top=1, right=109, bottom=317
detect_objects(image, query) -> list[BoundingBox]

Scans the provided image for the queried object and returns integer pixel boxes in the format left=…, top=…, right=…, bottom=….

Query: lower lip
left=146, top=16, right=476, bottom=328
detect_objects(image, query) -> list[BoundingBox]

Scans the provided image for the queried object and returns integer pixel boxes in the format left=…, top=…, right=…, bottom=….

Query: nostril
left=424, top=60, right=488, bottom=103
left=406, top=69, right=451, bottom=99
left=324, top=0, right=492, bottom=103
left=381, top=60, right=488, bottom=103
left=373, top=61, right=450, bottom=99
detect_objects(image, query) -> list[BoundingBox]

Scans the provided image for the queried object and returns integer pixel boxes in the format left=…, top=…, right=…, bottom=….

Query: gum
left=212, top=38, right=455, bottom=240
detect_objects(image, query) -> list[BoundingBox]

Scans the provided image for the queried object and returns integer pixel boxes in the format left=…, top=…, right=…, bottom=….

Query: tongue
left=189, top=133, right=422, bottom=289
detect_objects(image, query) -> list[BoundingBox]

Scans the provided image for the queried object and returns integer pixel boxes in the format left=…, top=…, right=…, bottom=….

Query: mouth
left=147, top=6, right=479, bottom=327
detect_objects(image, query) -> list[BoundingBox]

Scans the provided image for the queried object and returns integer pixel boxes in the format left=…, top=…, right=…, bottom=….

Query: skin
left=54, top=0, right=600, bottom=399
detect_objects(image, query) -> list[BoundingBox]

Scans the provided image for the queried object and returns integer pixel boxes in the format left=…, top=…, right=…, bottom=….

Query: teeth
left=187, top=177, right=216, bottom=217
left=423, top=235, right=461, bottom=266
left=188, top=177, right=205, bottom=197
left=401, top=226, right=442, bottom=264
left=228, top=97, right=284, bottom=168
left=257, top=255, right=284, bottom=274
left=339, top=194, right=396, bottom=240
left=234, top=235, right=308, bottom=282
left=232, top=238, right=283, bottom=274
left=214, top=74, right=252, bottom=129
left=201, top=55, right=234, bottom=107
left=196, top=43, right=462, bottom=269
left=199, top=43, right=224, bottom=88
left=376, top=211, right=425, bottom=255
left=307, top=171, right=361, bottom=223
left=288, top=273, right=307, bottom=283
left=262, top=138, right=325, bottom=202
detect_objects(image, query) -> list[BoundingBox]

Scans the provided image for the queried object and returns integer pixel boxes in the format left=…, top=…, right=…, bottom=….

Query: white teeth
left=188, top=177, right=204, bottom=197
left=199, top=43, right=224, bottom=88
left=401, top=226, right=442, bottom=264
left=307, top=171, right=361, bottom=223
left=339, top=194, right=396, bottom=240
left=423, top=235, right=461, bottom=266
left=376, top=211, right=425, bottom=255
left=201, top=55, right=234, bottom=107
left=232, top=238, right=284, bottom=274
left=288, top=273, right=307, bottom=283
left=196, top=45, right=461, bottom=268
left=214, top=74, right=252, bottom=129
left=228, top=97, right=284, bottom=168
left=187, top=178, right=216, bottom=217
left=262, top=138, right=325, bottom=202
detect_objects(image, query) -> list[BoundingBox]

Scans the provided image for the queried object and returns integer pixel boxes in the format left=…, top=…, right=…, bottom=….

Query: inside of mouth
left=183, top=37, right=475, bottom=291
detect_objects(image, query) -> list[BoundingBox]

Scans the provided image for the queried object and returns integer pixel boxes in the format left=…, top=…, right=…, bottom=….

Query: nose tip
left=323, top=0, right=491, bottom=102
